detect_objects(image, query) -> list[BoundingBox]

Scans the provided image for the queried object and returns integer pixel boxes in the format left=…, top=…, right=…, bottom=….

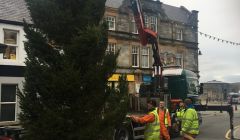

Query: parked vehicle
left=0, top=127, right=25, bottom=140
left=227, top=92, right=240, bottom=104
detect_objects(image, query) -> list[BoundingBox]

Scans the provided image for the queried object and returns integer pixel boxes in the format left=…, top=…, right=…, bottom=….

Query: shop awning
left=108, top=74, right=134, bottom=82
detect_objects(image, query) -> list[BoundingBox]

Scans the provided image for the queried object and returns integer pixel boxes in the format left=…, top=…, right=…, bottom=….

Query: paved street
left=172, top=104, right=240, bottom=140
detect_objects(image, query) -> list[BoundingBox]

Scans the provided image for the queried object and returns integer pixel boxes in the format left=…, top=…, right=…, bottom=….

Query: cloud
left=223, top=74, right=240, bottom=83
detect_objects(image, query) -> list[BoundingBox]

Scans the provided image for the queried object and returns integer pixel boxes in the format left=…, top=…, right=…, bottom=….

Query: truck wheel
left=114, top=127, right=130, bottom=140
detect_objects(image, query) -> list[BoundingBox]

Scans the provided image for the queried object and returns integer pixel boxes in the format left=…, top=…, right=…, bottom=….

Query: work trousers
left=160, top=125, right=170, bottom=140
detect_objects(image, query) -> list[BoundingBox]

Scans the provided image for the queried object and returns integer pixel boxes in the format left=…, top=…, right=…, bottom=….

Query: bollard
left=235, top=104, right=237, bottom=111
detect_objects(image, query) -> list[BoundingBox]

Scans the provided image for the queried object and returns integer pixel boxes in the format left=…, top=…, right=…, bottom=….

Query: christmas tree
left=19, top=0, right=129, bottom=139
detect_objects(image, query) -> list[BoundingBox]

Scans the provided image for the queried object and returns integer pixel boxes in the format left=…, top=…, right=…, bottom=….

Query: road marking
left=225, top=125, right=240, bottom=139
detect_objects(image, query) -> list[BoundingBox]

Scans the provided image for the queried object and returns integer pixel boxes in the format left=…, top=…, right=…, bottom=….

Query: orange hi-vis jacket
left=158, top=108, right=171, bottom=140
left=158, top=108, right=171, bottom=127
left=135, top=114, right=155, bottom=124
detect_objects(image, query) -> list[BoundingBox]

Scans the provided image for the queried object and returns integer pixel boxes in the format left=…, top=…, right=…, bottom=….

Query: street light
left=198, top=50, right=202, bottom=55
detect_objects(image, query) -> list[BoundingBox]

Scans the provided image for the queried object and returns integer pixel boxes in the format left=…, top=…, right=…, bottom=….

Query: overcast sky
left=159, top=0, right=240, bottom=83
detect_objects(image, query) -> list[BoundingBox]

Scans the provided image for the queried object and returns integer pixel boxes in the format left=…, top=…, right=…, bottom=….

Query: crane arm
left=130, top=0, right=163, bottom=92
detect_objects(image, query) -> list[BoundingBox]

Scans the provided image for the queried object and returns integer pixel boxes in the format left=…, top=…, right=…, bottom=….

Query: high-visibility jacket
left=159, top=108, right=171, bottom=128
left=158, top=108, right=171, bottom=140
left=144, top=108, right=160, bottom=140
left=176, top=108, right=185, bottom=120
left=181, top=108, right=199, bottom=135
left=164, top=109, right=170, bottom=127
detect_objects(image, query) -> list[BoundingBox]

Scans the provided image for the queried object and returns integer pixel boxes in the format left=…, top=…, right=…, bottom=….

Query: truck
left=114, top=0, right=234, bottom=139
left=113, top=67, right=201, bottom=140
left=227, top=92, right=240, bottom=104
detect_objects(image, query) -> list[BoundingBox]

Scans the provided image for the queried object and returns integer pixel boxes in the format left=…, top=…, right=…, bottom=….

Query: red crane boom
left=130, top=0, right=163, bottom=92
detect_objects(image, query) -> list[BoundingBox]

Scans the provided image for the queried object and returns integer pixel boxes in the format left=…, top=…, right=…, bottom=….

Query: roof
left=162, top=68, right=198, bottom=78
left=162, top=68, right=183, bottom=76
left=0, top=0, right=194, bottom=25
left=0, top=0, right=31, bottom=23
left=106, top=0, right=195, bottom=24
left=206, top=80, right=228, bottom=84
left=228, top=92, right=240, bottom=95
left=161, top=4, right=190, bottom=23
left=105, top=0, right=126, bottom=9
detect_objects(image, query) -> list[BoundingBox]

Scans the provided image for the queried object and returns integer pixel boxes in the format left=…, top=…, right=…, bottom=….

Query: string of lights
left=198, top=31, right=240, bottom=46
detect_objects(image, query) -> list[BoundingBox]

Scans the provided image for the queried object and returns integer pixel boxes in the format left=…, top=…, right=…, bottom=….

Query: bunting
left=198, top=31, right=240, bottom=46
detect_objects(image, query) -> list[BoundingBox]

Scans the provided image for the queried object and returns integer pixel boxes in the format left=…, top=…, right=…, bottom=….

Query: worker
left=176, top=101, right=186, bottom=120
left=176, top=100, right=186, bottom=130
left=130, top=99, right=160, bottom=140
left=158, top=101, right=171, bottom=140
left=181, top=98, right=199, bottom=140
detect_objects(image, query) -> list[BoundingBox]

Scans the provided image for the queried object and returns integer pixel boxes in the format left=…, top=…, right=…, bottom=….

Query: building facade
left=200, top=80, right=240, bottom=102
left=200, top=80, right=230, bottom=102
left=105, top=0, right=199, bottom=95
left=0, top=0, right=31, bottom=124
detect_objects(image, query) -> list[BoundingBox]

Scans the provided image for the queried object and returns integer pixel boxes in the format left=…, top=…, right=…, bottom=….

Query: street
left=172, top=104, right=240, bottom=140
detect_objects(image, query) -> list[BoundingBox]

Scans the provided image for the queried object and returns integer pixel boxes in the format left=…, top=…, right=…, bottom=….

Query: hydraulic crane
left=131, top=0, right=163, bottom=94
left=128, top=0, right=235, bottom=139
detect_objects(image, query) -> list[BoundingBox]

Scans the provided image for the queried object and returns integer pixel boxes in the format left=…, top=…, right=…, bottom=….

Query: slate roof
left=0, top=0, right=31, bottom=23
left=106, top=0, right=194, bottom=24
left=0, top=0, right=193, bottom=24
left=161, top=4, right=190, bottom=23
left=105, top=0, right=125, bottom=9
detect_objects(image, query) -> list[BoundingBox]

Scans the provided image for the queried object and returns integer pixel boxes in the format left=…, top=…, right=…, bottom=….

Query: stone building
left=105, top=0, right=199, bottom=95
left=200, top=80, right=240, bottom=102
left=231, top=82, right=240, bottom=93
left=200, top=80, right=230, bottom=102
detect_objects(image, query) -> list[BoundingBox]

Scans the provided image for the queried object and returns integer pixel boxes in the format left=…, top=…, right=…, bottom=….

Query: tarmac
left=227, top=105, right=240, bottom=140
left=199, top=102, right=240, bottom=139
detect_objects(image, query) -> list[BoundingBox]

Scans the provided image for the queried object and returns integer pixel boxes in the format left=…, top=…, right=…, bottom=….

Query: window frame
left=131, top=16, right=138, bottom=34
left=176, top=54, right=183, bottom=67
left=144, top=15, right=157, bottom=32
left=141, top=47, right=149, bottom=68
left=2, top=29, right=19, bottom=61
left=131, top=45, right=139, bottom=67
left=106, top=43, right=116, bottom=54
left=106, top=16, right=116, bottom=31
left=0, top=84, right=17, bottom=122
left=149, top=16, right=157, bottom=32
left=176, top=28, right=183, bottom=41
left=144, top=15, right=149, bottom=29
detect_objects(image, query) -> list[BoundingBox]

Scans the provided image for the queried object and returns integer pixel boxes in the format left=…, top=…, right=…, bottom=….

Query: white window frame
left=131, top=16, right=138, bottom=34
left=144, top=15, right=157, bottom=32
left=106, top=16, right=116, bottom=31
left=1, top=29, right=19, bottom=61
left=176, top=28, right=183, bottom=40
left=149, top=16, right=157, bottom=32
left=144, top=15, right=149, bottom=28
left=141, top=47, right=149, bottom=68
left=176, top=54, right=183, bottom=67
left=132, top=45, right=139, bottom=67
left=106, top=43, right=116, bottom=54
left=0, top=84, right=17, bottom=122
